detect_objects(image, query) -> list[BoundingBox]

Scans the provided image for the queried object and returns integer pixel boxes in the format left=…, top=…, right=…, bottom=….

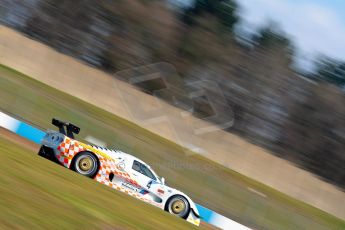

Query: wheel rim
left=78, top=157, right=93, bottom=171
left=171, top=200, right=185, bottom=214
left=75, top=155, right=96, bottom=174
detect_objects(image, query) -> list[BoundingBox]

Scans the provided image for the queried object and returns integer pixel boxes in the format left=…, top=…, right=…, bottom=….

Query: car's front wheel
left=72, top=152, right=99, bottom=178
left=166, top=195, right=190, bottom=219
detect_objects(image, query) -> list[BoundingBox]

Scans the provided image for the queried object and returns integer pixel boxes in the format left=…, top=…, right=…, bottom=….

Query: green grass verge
left=1, top=64, right=344, bottom=229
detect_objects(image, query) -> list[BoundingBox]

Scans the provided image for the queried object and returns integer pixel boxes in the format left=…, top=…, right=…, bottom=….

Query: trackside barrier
left=196, top=204, right=251, bottom=230
left=0, top=111, right=251, bottom=230
left=0, top=112, right=45, bottom=144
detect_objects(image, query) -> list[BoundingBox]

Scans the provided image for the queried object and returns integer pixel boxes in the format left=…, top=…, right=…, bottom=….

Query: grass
left=1, top=64, right=345, bottom=229
left=0, top=136, right=204, bottom=230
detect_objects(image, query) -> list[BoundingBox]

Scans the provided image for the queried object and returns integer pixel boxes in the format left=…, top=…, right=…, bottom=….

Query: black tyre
left=72, top=152, right=99, bottom=178
left=166, top=195, right=190, bottom=219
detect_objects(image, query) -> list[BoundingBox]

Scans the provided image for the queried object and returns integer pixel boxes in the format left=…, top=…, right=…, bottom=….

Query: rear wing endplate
left=52, top=118, right=80, bottom=139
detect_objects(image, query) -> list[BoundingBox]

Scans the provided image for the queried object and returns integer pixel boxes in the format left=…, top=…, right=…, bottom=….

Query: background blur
left=2, top=0, right=344, bottom=189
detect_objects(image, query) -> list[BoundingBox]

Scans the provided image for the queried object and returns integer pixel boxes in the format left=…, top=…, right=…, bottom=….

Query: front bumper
left=186, top=209, right=201, bottom=226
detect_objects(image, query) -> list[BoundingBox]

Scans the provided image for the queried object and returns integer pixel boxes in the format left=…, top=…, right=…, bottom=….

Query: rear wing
left=52, top=118, right=80, bottom=139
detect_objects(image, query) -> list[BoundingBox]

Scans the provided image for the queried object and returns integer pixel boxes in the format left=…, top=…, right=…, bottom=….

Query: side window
left=132, top=160, right=156, bottom=180
left=132, top=160, right=141, bottom=172
left=140, top=164, right=156, bottom=181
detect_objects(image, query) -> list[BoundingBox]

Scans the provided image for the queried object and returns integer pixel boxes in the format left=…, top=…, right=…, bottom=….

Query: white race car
left=38, top=119, right=200, bottom=226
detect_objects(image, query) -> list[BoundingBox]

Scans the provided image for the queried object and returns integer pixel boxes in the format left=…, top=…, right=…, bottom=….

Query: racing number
left=147, top=180, right=153, bottom=189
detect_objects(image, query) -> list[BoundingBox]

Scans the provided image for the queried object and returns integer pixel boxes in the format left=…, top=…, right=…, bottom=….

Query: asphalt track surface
left=0, top=128, right=39, bottom=152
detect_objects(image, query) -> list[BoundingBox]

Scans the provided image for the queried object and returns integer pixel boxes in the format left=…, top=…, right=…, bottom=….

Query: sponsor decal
left=117, top=161, right=125, bottom=171
left=121, top=182, right=141, bottom=193
left=139, top=189, right=149, bottom=195
left=78, top=142, right=113, bottom=160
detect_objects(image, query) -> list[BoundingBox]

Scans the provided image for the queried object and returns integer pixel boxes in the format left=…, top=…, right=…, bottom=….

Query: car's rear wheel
left=167, top=195, right=190, bottom=219
left=72, top=152, right=99, bottom=178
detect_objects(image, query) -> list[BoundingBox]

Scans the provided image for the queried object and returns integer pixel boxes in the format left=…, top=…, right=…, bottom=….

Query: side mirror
left=161, top=177, right=165, bottom=185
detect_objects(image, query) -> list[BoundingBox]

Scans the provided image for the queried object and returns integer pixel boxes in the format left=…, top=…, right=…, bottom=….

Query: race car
left=38, top=119, right=200, bottom=226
